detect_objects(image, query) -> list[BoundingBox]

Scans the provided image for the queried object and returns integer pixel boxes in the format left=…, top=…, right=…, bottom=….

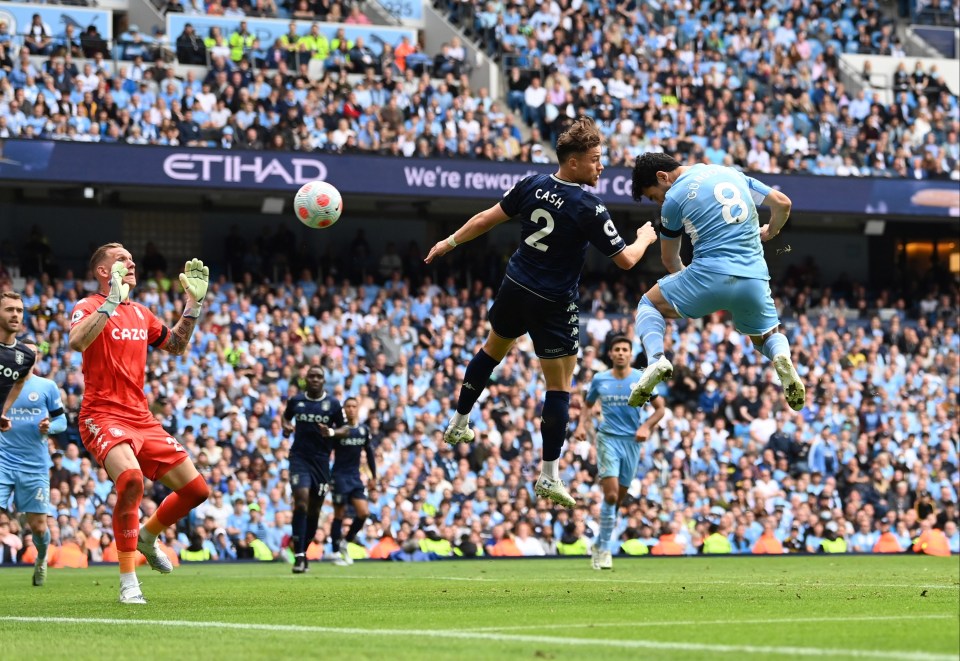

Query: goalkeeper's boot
left=119, top=582, right=148, bottom=605
left=137, top=534, right=173, bottom=574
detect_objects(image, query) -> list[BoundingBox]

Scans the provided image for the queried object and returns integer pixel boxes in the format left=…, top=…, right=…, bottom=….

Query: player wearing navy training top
left=0, top=292, right=37, bottom=433
left=0, top=338, right=66, bottom=586
left=282, top=366, right=342, bottom=573
left=321, top=397, right=376, bottom=567
left=425, top=117, right=658, bottom=508
left=573, top=336, right=664, bottom=570
left=628, top=153, right=805, bottom=412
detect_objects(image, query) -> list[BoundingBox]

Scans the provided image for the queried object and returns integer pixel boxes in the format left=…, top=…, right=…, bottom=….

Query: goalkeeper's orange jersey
left=71, top=294, right=168, bottom=417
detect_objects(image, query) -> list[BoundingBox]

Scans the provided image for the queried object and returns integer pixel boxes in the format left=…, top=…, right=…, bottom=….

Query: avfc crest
left=14, top=351, right=24, bottom=365
left=321, top=401, right=330, bottom=412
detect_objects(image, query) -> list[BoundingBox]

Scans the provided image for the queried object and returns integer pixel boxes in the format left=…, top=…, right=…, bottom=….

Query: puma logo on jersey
left=111, top=328, right=148, bottom=341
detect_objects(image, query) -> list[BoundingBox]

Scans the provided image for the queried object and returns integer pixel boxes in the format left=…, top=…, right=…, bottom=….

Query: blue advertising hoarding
left=166, top=14, right=415, bottom=55
left=0, top=139, right=957, bottom=218
left=0, top=1, right=112, bottom=40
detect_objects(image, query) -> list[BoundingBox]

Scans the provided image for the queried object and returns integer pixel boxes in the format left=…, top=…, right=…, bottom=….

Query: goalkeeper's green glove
left=97, top=262, right=130, bottom=316
left=179, top=258, right=209, bottom=318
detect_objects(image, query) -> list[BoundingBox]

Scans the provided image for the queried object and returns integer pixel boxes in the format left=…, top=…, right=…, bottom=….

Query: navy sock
left=305, top=511, right=320, bottom=551
left=346, top=516, right=365, bottom=543
left=456, top=348, right=500, bottom=415
left=291, top=508, right=307, bottom=555
left=540, top=390, right=571, bottom=462
left=330, top=517, right=343, bottom=550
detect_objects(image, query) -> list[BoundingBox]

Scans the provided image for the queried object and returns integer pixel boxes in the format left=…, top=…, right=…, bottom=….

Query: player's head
left=305, top=365, right=325, bottom=396
left=555, top=116, right=603, bottom=187
left=632, top=153, right=683, bottom=205
left=90, top=242, right=137, bottom=291
left=0, top=291, right=24, bottom=339
left=343, top=396, right=359, bottom=423
left=607, top=335, right=632, bottom=368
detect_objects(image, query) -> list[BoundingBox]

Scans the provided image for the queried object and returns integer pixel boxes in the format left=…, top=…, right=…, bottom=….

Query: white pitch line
left=0, top=616, right=955, bottom=661
left=208, top=572, right=960, bottom=590
left=463, top=614, right=957, bottom=633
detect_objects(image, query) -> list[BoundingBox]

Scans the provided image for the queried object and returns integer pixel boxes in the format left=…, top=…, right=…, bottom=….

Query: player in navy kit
left=321, top=397, right=376, bottom=566
left=424, top=117, right=659, bottom=508
left=0, top=292, right=37, bottom=433
left=282, top=365, right=343, bottom=573
left=628, top=153, right=805, bottom=411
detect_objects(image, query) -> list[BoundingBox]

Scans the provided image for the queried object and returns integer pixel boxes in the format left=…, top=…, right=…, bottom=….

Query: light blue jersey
left=0, top=376, right=66, bottom=472
left=586, top=368, right=656, bottom=487
left=585, top=368, right=651, bottom=437
left=660, top=164, right=772, bottom=280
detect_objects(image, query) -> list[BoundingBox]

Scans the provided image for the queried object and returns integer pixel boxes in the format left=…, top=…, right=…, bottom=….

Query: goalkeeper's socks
left=119, top=552, right=138, bottom=579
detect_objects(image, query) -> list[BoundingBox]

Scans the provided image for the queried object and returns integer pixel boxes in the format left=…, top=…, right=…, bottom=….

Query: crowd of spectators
left=454, top=0, right=959, bottom=178
left=0, top=228, right=957, bottom=566
left=0, top=0, right=956, bottom=176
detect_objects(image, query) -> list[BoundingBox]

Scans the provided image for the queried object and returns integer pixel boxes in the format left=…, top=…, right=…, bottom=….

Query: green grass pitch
left=0, top=556, right=957, bottom=660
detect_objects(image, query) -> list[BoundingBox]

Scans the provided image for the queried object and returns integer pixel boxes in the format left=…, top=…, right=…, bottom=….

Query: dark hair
left=631, top=153, right=682, bottom=201
left=607, top=334, right=631, bottom=352
left=555, top=116, right=602, bottom=163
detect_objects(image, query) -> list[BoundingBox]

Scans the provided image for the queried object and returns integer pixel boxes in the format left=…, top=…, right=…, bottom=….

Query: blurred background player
left=0, top=337, right=65, bottom=586
left=283, top=365, right=342, bottom=574
left=68, top=244, right=211, bottom=604
left=322, top=397, right=376, bottom=566
left=0, top=292, right=36, bottom=433
left=574, top=336, right=664, bottom=570
left=424, top=117, right=658, bottom=509
left=628, top=154, right=805, bottom=413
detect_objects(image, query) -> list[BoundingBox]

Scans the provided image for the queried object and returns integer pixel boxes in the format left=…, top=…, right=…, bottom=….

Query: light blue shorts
left=597, top=433, right=641, bottom=486
left=0, top=468, right=50, bottom=514
left=657, top=262, right=780, bottom=336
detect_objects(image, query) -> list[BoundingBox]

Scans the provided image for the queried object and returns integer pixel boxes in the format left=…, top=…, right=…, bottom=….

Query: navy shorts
left=332, top=474, right=366, bottom=505
left=289, top=454, right=330, bottom=494
left=488, top=278, right=580, bottom=359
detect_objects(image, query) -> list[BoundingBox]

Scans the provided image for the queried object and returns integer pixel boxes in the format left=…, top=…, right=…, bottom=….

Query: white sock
left=139, top=527, right=158, bottom=545
left=452, top=412, right=468, bottom=428
left=120, top=572, right=139, bottom=590
left=541, top=459, right=559, bottom=480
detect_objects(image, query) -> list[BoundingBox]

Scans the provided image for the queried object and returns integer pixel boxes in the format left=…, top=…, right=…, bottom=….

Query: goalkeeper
left=68, top=243, right=211, bottom=605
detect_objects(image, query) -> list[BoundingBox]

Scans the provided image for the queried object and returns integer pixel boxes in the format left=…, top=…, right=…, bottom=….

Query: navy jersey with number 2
left=500, top=174, right=626, bottom=303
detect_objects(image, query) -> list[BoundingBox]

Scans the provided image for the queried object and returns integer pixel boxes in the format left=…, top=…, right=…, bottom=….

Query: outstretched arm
left=424, top=203, right=511, bottom=263
left=612, top=222, right=659, bottom=270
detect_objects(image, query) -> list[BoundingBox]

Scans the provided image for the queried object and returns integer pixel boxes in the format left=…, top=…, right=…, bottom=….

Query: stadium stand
left=0, top=229, right=956, bottom=564
left=0, top=0, right=956, bottom=176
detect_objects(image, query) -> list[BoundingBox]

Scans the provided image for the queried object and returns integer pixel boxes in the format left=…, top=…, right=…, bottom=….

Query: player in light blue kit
left=574, top=336, right=664, bottom=569
left=627, top=154, right=805, bottom=412
left=0, top=338, right=67, bottom=586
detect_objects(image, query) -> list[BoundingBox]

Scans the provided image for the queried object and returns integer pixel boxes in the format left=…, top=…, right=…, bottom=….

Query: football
left=293, top=180, right=343, bottom=229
